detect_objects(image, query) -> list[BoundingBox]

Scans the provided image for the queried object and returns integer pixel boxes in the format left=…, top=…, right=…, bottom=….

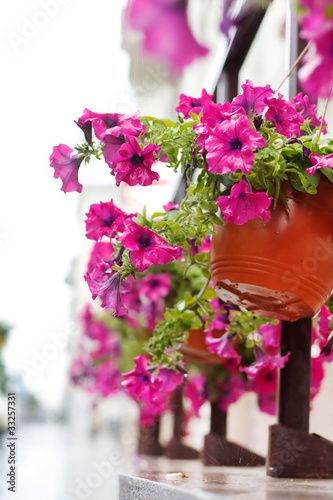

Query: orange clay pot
left=180, top=328, right=225, bottom=365
left=210, top=181, right=333, bottom=322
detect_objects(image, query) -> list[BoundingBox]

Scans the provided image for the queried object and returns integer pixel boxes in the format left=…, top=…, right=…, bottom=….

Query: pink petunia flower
left=194, top=101, right=244, bottom=149
left=126, top=0, right=209, bottom=76
left=241, top=345, right=290, bottom=376
left=85, top=199, right=132, bottom=240
left=163, top=201, right=179, bottom=211
left=205, top=116, right=266, bottom=175
left=205, top=329, right=241, bottom=364
left=257, top=393, right=276, bottom=416
left=122, top=355, right=163, bottom=405
left=156, top=367, right=184, bottom=393
left=258, top=322, right=281, bottom=350
left=103, top=131, right=128, bottom=167
left=50, top=144, right=84, bottom=193
left=232, top=80, right=274, bottom=116
left=291, top=92, right=326, bottom=130
left=119, top=222, right=179, bottom=272
left=252, top=366, right=277, bottom=396
left=137, top=272, right=171, bottom=302
left=77, top=109, right=145, bottom=142
left=84, top=262, right=128, bottom=316
left=218, top=375, right=247, bottom=413
left=265, top=94, right=303, bottom=138
left=307, top=153, right=333, bottom=174
left=216, top=180, right=272, bottom=225
left=176, top=89, right=214, bottom=119
left=310, top=355, right=325, bottom=401
left=299, top=9, right=333, bottom=99
left=87, top=241, right=114, bottom=274
left=111, top=136, right=160, bottom=187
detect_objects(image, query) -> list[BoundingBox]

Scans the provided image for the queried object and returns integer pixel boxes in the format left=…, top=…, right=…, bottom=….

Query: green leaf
left=321, top=166, right=333, bottom=184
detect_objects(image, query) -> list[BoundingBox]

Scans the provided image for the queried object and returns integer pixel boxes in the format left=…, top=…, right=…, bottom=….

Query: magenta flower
left=299, top=9, right=333, bottom=99
left=310, top=356, right=325, bottom=401
left=126, top=0, right=209, bottom=76
left=111, top=136, right=160, bottom=187
left=93, top=362, right=121, bottom=397
left=194, top=101, right=244, bottom=149
left=241, top=345, right=290, bottom=376
left=205, top=116, right=266, bottom=175
left=50, top=144, right=84, bottom=193
left=265, top=94, right=303, bottom=138
left=252, top=366, right=277, bottom=396
left=163, top=201, right=179, bottom=211
left=318, top=306, right=332, bottom=341
left=156, top=367, right=184, bottom=393
left=291, top=92, right=326, bottom=130
left=137, top=272, right=171, bottom=302
left=258, top=322, right=281, bottom=350
left=84, top=262, right=128, bottom=316
left=205, top=329, right=242, bottom=364
left=257, top=393, right=276, bottom=416
left=176, top=89, right=214, bottom=119
left=307, top=153, right=333, bottom=175
left=122, top=355, right=162, bottom=404
left=232, top=80, right=273, bottom=116
left=216, top=180, right=272, bottom=225
left=85, top=199, right=131, bottom=240
left=119, top=222, right=179, bottom=272
left=183, top=375, right=208, bottom=417
left=77, top=109, right=145, bottom=142
left=87, top=241, right=114, bottom=273
left=218, top=376, right=247, bottom=413
left=103, top=132, right=127, bottom=167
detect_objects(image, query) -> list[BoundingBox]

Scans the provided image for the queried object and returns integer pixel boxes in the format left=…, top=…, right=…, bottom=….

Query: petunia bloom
left=265, top=94, right=303, bottom=138
left=50, top=144, right=84, bottom=193
left=241, top=345, right=290, bottom=376
left=77, top=109, right=145, bottom=142
left=126, top=0, right=209, bottom=76
left=218, top=375, right=247, bottom=413
left=291, top=92, right=326, bottom=129
left=137, top=272, right=171, bottom=302
left=205, top=329, right=242, bottom=364
left=232, top=80, right=273, bottom=116
left=307, top=153, right=333, bottom=175
left=103, top=132, right=127, bottom=167
left=163, top=201, right=179, bottom=211
left=85, top=199, right=132, bottom=240
left=111, top=136, right=160, bottom=187
left=119, top=222, right=179, bottom=272
left=84, top=262, right=128, bottom=316
left=176, top=89, right=214, bottom=119
left=258, top=322, right=281, bottom=350
left=205, top=115, right=266, bottom=175
left=122, top=355, right=162, bottom=404
left=183, top=375, right=208, bottom=417
left=87, top=241, right=114, bottom=274
left=216, top=180, right=272, bottom=225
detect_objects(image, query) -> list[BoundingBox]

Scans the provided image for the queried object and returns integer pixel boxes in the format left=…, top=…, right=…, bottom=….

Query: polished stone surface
left=120, top=457, right=333, bottom=499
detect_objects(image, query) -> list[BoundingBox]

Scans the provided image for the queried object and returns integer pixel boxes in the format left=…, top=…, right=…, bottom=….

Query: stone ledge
left=119, top=458, right=333, bottom=499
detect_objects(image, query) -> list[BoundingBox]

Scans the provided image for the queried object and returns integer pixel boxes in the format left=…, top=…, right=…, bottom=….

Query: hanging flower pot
left=180, top=327, right=226, bottom=364
left=210, top=180, right=333, bottom=321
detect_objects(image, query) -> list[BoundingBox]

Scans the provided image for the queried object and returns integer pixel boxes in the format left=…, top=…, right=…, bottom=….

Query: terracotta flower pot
left=180, top=327, right=225, bottom=364
left=210, top=181, right=333, bottom=321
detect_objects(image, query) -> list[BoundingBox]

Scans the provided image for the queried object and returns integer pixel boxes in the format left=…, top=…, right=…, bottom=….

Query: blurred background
left=1, top=1, right=333, bottom=499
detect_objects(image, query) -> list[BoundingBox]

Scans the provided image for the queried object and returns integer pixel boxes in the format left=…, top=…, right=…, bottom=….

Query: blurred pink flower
left=138, top=272, right=171, bottom=302
left=218, top=375, right=247, bottom=413
left=216, top=180, right=272, bottom=225
left=50, top=144, right=84, bottom=193
left=205, top=330, right=241, bottom=364
left=122, top=355, right=162, bottom=405
left=87, top=241, right=114, bottom=274
left=241, top=345, right=290, bottom=376
left=163, top=201, right=179, bottom=211
left=85, top=262, right=128, bottom=316
left=206, top=116, right=266, bottom=175
left=258, top=322, right=281, bottom=350
left=126, top=0, right=209, bottom=75
left=183, top=375, right=208, bottom=417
